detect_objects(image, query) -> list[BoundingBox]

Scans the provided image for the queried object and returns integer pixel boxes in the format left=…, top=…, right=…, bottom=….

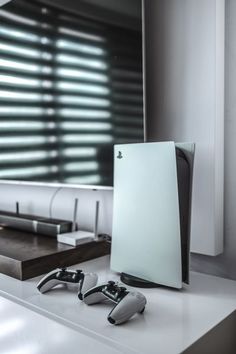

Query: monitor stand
left=120, top=273, right=160, bottom=288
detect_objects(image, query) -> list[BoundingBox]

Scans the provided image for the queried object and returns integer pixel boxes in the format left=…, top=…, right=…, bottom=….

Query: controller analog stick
left=108, top=281, right=115, bottom=286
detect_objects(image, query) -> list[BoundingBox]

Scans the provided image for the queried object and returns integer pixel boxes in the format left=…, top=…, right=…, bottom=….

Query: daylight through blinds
left=0, top=0, right=144, bottom=185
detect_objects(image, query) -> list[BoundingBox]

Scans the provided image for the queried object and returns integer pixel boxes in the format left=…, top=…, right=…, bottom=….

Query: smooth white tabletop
left=0, top=295, right=122, bottom=354
left=0, top=256, right=236, bottom=354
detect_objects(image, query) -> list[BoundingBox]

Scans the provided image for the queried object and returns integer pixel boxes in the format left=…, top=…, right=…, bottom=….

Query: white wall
left=144, top=0, right=225, bottom=256
left=0, top=184, right=113, bottom=235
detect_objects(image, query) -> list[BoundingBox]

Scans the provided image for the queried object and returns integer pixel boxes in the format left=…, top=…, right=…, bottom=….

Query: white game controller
left=37, top=268, right=98, bottom=298
left=82, top=281, right=147, bottom=325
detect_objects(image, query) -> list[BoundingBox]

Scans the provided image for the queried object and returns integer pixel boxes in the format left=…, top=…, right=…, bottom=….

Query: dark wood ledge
left=0, top=228, right=111, bottom=280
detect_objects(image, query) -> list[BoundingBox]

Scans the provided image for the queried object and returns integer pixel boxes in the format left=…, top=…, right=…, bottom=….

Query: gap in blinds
left=0, top=0, right=144, bottom=186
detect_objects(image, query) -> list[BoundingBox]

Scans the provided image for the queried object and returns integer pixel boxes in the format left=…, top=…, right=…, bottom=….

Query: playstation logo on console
left=117, top=151, right=123, bottom=159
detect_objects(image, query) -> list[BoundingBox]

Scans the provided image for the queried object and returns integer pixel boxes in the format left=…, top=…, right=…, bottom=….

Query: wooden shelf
left=0, top=228, right=110, bottom=280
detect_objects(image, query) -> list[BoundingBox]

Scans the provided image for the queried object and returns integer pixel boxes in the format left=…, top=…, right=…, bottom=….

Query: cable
left=49, top=187, right=63, bottom=219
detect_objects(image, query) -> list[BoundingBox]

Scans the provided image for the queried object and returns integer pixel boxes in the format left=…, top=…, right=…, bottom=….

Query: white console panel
left=111, top=142, right=183, bottom=288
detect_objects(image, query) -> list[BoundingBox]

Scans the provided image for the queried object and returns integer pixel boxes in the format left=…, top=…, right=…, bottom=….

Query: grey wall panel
left=144, top=0, right=224, bottom=256
left=192, top=0, right=236, bottom=280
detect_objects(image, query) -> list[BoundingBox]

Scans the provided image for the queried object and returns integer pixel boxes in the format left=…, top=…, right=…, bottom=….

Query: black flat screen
left=0, top=0, right=144, bottom=186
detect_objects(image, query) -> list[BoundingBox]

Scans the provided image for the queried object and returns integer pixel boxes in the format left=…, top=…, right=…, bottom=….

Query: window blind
left=0, top=0, right=144, bottom=185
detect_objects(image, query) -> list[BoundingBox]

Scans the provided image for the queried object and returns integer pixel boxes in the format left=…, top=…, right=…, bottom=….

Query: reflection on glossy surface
left=0, top=42, right=41, bottom=58
left=57, top=68, right=108, bottom=83
left=0, top=319, right=24, bottom=338
left=0, top=58, right=41, bottom=72
left=58, top=26, right=105, bottom=42
left=56, top=54, right=107, bottom=70
left=0, top=9, right=38, bottom=26
left=57, top=81, right=110, bottom=95
left=58, top=95, right=110, bottom=107
left=2, top=346, right=39, bottom=354
left=0, top=25, right=39, bottom=41
left=0, top=0, right=143, bottom=186
left=0, top=91, right=53, bottom=102
left=0, top=294, right=122, bottom=354
left=59, top=108, right=111, bottom=119
left=0, top=150, right=58, bottom=161
left=0, top=74, right=40, bottom=87
left=0, top=166, right=58, bottom=178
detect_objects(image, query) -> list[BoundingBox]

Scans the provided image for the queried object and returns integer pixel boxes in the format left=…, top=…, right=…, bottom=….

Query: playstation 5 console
left=111, top=141, right=195, bottom=289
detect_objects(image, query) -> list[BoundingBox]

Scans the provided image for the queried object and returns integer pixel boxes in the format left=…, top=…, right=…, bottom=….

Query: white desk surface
left=0, top=256, right=236, bottom=354
left=0, top=295, right=121, bottom=354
